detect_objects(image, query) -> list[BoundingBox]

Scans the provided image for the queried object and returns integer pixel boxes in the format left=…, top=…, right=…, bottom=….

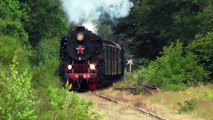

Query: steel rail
left=93, top=92, right=167, bottom=120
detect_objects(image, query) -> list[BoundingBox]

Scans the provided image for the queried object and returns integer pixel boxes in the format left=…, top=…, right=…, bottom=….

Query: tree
left=0, top=1, right=36, bottom=119
left=188, top=32, right=213, bottom=79
left=115, top=0, right=212, bottom=59
left=97, top=24, right=113, bottom=40
left=20, top=0, right=70, bottom=46
left=0, top=0, right=28, bottom=43
left=0, top=0, right=30, bottom=67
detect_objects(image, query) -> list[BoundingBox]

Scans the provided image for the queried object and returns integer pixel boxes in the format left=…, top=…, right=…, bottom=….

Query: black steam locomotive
left=59, top=27, right=124, bottom=90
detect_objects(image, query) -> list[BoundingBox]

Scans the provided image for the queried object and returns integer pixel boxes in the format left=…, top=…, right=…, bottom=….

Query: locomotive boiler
left=59, top=26, right=124, bottom=90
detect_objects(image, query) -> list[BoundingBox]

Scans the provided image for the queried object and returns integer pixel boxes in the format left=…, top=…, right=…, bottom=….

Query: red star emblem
left=76, top=45, right=85, bottom=54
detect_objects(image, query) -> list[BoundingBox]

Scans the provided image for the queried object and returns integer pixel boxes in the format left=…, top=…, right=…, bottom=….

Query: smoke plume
left=60, top=0, right=133, bottom=33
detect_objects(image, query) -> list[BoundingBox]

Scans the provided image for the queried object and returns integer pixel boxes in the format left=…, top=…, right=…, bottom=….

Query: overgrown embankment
left=0, top=1, right=101, bottom=119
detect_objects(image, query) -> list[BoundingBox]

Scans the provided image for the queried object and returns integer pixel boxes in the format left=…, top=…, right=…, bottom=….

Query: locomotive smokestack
left=76, top=26, right=85, bottom=31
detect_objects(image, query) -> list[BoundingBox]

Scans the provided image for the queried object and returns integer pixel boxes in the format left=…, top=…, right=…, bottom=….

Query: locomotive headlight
left=89, top=64, right=95, bottom=70
left=68, top=65, right=72, bottom=70
left=76, top=33, right=84, bottom=41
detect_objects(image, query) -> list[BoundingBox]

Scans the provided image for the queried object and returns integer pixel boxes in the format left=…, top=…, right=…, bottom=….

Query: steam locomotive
left=59, top=26, right=124, bottom=90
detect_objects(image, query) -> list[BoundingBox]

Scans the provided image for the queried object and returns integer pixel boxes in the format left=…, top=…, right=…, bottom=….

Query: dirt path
left=79, top=91, right=157, bottom=120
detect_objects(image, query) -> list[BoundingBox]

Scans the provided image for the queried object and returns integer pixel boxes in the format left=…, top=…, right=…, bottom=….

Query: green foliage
left=31, top=38, right=61, bottom=89
left=203, top=89, right=213, bottom=102
left=188, top=32, right=213, bottom=79
left=97, top=24, right=113, bottom=40
left=0, top=36, right=31, bottom=68
left=0, top=0, right=29, bottom=43
left=114, top=71, right=138, bottom=89
left=0, top=0, right=28, bottom=21
left=20, top=0, right=70, bottom=46
left=178, top=98, right=197, bottom=113
left=0, top=0, right=31, bottom=69
left=0, top=59, right=36, bottom=120
left=1, top=1, right=101, bottom=119
left=32, top=37, right=60, bottom=64
left=113, top=71, right=145, bottom=94
left=36, top=87, right=102, bottom=120
left=136, top=58, right=150, bottom=67
left=138, top=42, right=208, bottom=91
left=200, top=3, right=213, bottom=32
left=0, top=19, right=28, bottom=43
left=116, top=0, right=212, bottom=59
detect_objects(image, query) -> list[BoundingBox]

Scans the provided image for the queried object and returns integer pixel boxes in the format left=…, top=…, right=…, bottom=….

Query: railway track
left=92, top=92, right=167, bottom=120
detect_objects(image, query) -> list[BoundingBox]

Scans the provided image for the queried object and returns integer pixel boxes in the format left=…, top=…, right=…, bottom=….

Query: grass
left=138, top=84, right=213, bottom=120
left=110, top=83, right=213, bottom=120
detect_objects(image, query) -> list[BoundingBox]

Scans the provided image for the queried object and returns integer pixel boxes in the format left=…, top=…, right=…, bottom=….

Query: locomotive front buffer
left=64, top=63, right=97, bottom=90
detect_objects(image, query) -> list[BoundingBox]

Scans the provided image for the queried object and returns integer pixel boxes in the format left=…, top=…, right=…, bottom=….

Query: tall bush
left=0, top=36, right=31, bottom=69
left=0, top=0, right=29, bottom=44
left=138, top=42, right=208, bottom=91
left=20, top=0, right=70, bottom=46
left=40, top=87, right=102, bottom=120
left=188, top=32, right=213, bottom=79
left=0, top=59, right=36, bottom=120
left=31, top=38, right=61, bottom=89
left=0, top=0, right=31, bottom=70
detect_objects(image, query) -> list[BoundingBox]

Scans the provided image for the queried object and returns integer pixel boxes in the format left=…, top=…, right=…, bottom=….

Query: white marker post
left=127, top=59, right=134, bottom=73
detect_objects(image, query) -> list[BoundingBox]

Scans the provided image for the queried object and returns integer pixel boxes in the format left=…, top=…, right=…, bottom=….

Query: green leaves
left=0, top=0, right=29, bottom=43
left=188, top=32, right=213, bottom=78
left=138, top=42, right=208, bottom=91
left=97, top=24, right=113, bottom=40
left=0, top=58, right=36, bottom=120
left=21, top=0, right=70, bottom=46
left=0, top=0, right=31, bottom=70
left=0, top=0, right=23, bottom=21
left=116, top=0, right=212, bottom=59
left=0, top=1, right=102, bottom=120
left=42, top=87, right=101, bottom=120
left=0, top=1, right=34, bottom=119
left=0, top=36, right=31, bottom=67
left=178, top=98, right=197, bottom=113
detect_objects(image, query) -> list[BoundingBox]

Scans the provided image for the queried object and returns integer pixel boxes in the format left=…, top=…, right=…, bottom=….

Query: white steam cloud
left=60, top=0, right=133, bottom=33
